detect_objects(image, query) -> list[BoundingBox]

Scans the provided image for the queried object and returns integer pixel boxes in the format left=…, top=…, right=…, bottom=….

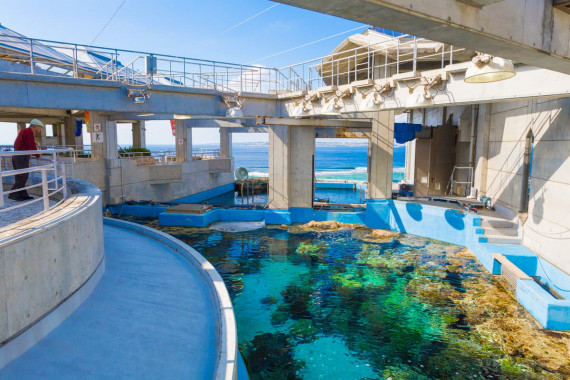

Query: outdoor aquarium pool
left=125, top=219, right=570, bottom=379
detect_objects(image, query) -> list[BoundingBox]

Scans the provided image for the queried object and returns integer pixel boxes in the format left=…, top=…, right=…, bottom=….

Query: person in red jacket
left=9, top=119, right=44, bottom=201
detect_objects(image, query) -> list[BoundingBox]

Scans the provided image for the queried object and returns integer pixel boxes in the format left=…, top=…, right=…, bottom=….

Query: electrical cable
left=89, top=0, right=128, bottom=46
left=195, top=4, right=279, bottom=48
left=250, top=24, right=369, bottom=64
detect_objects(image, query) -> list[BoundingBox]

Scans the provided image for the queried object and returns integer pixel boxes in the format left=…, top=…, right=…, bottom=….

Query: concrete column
left=268, top=125, right=315, bottom=209
left=39, top=124, right=47, bottom=146
left=52, top=123, right=64, bottom=145
left=368, top=111, right=395, bottom=199
left=475, top=103, right=491, bottom=196
left=63, top=117, right=77, bottom=147
left=132, top=121, right=146, bottom=149
left=404, top=139, right=416, bottom=184
left=90, top=112, right=118, bottom=161
left=220, top=128, right=232, bottom=158
left=17, top=122, right=26, bottom=133
left=175, top=120, right=192, bottom=163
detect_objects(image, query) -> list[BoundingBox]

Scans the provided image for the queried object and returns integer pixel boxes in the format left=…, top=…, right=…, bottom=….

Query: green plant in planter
left=118, top=146, right=151, bottom=157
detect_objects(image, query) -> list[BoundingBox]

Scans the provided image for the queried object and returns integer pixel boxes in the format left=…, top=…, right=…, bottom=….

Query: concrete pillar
left=132, top=121, right=146, bottom=149
left=220, top=127, right=233, bottom=172
left=63, top=117, right=77, bottom=147
left=368, top=111, right=395, bottom=199
left=39, top=124, right=47, bottom=146
left=90, top=112, right=118, bottom=161
left=404, top=139, right=416, bottom=184
left=268, top=125, right=315, bottom=209
left=52, top=123, right=64, bottom=146
left=175, top=120, right=192, bottom=163
left=475, top=103, right=491, bottom=196
left=17, top=122, right=26, bottom=133
left=220, top=128, right=232, bottom=158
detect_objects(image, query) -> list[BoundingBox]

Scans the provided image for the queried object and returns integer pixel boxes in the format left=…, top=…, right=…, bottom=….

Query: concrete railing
left=0, top=179, right=104, bottom=350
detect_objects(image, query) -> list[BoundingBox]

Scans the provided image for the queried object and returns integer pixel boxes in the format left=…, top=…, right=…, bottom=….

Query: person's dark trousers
left=10, top=155, right=31, bottom=199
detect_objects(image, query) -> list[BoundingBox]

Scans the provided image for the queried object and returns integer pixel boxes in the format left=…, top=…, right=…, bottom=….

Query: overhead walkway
left=0, top=222, right=234, bottom=379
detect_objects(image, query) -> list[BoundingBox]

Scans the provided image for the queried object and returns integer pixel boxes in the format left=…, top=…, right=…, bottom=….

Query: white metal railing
left=192, top=148, right=221, bottom=160
left=447, top=166, right=474, bottom=196
left=0, top=34, right=280, bottom=94
left=0, top=31, right=467, bottom=96
left=277, top=34, right=467, bottom=92
left=0, top=148, right=73, bottom=219
left=118, top=148, right=177, bottom=165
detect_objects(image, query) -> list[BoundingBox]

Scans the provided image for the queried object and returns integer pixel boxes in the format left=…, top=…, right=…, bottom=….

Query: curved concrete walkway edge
left=102, top=217, right=238, bottom=380
left=0, top=256, right=105, bottom=369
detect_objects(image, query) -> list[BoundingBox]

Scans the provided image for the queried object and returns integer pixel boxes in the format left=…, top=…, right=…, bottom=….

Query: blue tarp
left=394, top=122, right=423, bottom=144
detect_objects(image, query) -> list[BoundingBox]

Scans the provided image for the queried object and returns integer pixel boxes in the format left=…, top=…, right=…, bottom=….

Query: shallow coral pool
left=128, top=219, right=570, bottom=379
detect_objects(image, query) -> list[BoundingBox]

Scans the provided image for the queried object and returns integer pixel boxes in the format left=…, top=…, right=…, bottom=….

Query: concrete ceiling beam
left=257, top=116, right=372, bottom=128
left=273, top=0, right=570, bottom=75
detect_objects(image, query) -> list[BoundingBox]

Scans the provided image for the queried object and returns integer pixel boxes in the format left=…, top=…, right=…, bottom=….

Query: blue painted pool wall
left=114, top=197, right=570, bottom=330
left=172, top=183, right=235, bottom=204
left=517, top=279, right=570, bottom=330
left=106, top=204, right=169, bottom=218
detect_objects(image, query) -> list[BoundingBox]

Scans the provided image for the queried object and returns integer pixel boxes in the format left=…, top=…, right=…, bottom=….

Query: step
left=482, top=227, right=518, bottom=236
left=481, top=219, right=514, bottom=228
left=479, top=235, right=522, bottom=244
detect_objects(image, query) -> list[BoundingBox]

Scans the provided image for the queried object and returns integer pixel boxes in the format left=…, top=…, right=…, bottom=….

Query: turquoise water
left=137, top=224, right=566, bottom=379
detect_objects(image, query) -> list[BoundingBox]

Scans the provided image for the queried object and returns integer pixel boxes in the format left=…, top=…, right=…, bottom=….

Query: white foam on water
left=209, top=220, right=266, bottom=233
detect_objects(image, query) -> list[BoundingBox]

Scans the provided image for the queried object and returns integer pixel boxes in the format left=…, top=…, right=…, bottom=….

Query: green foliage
left=118, top=146, right=151, bottom=157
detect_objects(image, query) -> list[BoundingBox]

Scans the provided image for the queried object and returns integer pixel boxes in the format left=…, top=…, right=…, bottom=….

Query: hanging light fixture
left=359, top=91, right=384, bottom=111
left=292, top=101, right=311, bottom=117
left=405, top=88, right=434, bottom=108
left=464, top=53, right=516, bottom=83
left=319, top=97, right=342, bottom=115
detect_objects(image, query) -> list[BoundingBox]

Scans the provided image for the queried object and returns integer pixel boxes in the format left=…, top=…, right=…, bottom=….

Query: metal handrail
left=0, top=30, right=468, bottom=95
left=0, top=34, right=280, bottom=94
left=0, top=148, right=73, bottom=222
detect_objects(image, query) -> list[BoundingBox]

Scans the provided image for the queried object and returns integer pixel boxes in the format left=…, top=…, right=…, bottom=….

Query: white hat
left=30, top=119, right=45, bottom=128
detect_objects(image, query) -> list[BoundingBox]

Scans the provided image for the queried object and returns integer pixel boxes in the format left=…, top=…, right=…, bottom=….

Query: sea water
left=130, top=221, right=569, bottom=380
left=146, top=140, right=406, bottom=183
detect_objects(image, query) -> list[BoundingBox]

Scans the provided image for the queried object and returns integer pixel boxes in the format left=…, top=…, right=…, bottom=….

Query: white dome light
left=464, top=55, right=516, bottom=83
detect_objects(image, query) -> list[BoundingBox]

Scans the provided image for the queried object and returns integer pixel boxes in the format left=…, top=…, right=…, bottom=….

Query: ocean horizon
left=145, top=141, right=406, bottom=182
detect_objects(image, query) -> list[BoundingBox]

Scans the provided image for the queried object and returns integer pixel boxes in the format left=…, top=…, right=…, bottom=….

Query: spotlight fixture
left=405, top=88, right=434, bottom=108
left=127, top=88, right=151, bottom=104
left=320, top=97, right=342, bottom=116
left=293, top=101, right=312, bottom=117
left=464, top=53, right=516, bottom=83
left=173, top=114, right=192, bottom=120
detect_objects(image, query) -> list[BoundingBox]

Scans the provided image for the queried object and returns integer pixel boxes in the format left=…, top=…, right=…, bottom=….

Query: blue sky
left=0, top=0, right=370, bottom=146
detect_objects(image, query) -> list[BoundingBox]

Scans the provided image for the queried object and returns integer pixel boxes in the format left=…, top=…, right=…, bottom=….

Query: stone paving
left=0, top=195, right=55, bottom=229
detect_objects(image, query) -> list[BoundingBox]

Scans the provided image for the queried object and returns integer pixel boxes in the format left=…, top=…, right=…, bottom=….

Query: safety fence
left=0, top=148, right=73, bottom=220
left=0, top=31, right=468, bottom=95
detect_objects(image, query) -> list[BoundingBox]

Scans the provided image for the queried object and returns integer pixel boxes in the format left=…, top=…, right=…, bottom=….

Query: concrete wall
left=0, top=179, right=104, bottom=345
left=69, top=158, right=233, bottom=204
left=479, top=98, right=570, bottom=275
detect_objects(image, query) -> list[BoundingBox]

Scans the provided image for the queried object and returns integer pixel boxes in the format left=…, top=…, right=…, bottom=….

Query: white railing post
left=29, top=39, right=35, bottom=75
left=73, top=44, right=78, bottom=78
left=61, top=162, right=68, bottom=200
left=396, top=37, right=400, bottom=74
left=413, top=36, right=417, bottom=72
left=0, top=161, right=4, bottom=208
left=41, top=168, right=49, bottom=212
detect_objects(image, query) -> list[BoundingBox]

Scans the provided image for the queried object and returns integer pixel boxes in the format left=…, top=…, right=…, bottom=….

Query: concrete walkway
left=0, top=224, right=219, bottom=379
left=0, top=195, right=54, bottom=228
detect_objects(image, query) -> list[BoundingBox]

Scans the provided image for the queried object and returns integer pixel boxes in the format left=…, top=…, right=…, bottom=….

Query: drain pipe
left=468, top=105, right=479, bottom=194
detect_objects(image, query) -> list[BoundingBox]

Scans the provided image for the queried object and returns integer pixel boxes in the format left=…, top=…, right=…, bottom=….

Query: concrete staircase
left=478, top=217, right=521, bottom=244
